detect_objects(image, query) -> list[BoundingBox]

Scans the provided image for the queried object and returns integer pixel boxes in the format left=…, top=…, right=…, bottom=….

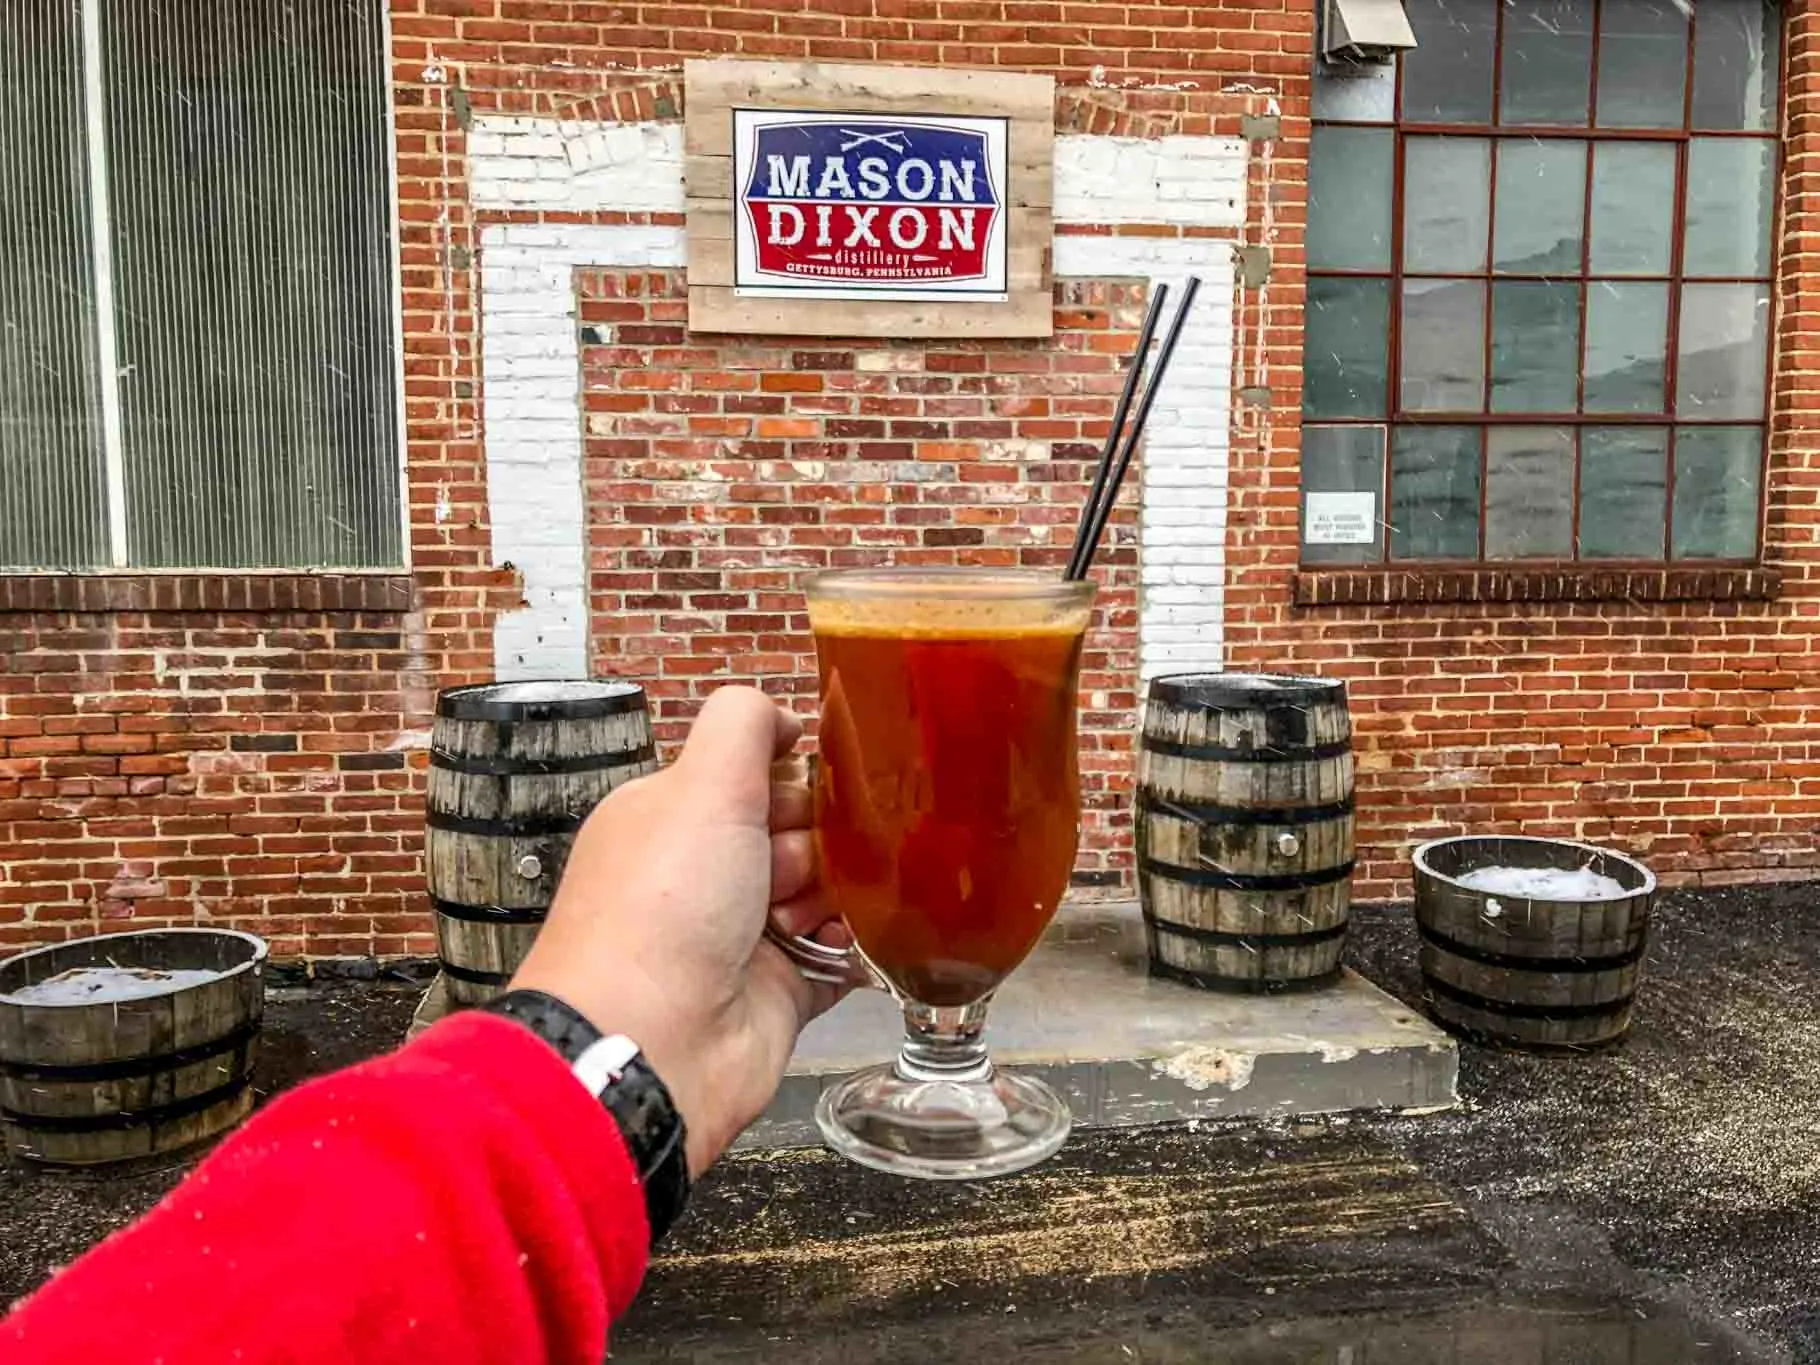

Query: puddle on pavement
left=614, top=1295, right=1772, bottom=1363
left=1089, top=1298, right=1762, bottom=1364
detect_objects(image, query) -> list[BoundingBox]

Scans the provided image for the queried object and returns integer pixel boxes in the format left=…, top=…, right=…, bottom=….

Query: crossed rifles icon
left=836, top=129, right=910, bottom=155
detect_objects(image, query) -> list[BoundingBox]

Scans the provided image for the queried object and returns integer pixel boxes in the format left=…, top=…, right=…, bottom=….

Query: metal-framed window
left=0, top=0, right=403, bottom=571
left=1302, top=0, right=1782, bottom=567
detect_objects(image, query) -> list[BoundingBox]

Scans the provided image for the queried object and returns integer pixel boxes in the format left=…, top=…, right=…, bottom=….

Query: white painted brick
left=1145, top=467, right=1228, bottom=490
left=1054, top=134, right=1247, bottom=228
left=1052, top=229, right=1235, bottom=678
left=1145, top=544, right=1227, bottom=565
left=472, top=116, right=1248, bottom=230
left=1144, top=585, right=1220, bottom=606
left=479, top=220, right=689, bottom=678
left=471, top=116, right=687, bottom=215
left=1145, top=505, right=1222, bottom=528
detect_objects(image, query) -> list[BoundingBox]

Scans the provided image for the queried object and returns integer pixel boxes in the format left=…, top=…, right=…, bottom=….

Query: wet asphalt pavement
left=3, top=882, right=1819, bottom=1363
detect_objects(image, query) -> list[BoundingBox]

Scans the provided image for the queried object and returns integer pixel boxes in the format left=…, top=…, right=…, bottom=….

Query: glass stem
left=895, top=998, right=994, bottom=1083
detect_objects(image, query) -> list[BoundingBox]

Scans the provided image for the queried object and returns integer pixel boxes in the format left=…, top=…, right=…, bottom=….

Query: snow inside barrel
left=1413, top=836, right=1656, bottom=1050
left=0, top=929, right=267, bottom=1166
left=1136, top=673, right=1355, bottom=992
left=427, top=680, right=658, bottom=1005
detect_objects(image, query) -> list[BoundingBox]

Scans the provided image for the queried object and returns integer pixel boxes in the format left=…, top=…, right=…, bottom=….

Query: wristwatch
left=479, top=989, right=691, bottom=1246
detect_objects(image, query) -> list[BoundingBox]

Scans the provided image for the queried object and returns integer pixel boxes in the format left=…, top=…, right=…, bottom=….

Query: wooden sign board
left=684, top=59, right=1055, bottom=338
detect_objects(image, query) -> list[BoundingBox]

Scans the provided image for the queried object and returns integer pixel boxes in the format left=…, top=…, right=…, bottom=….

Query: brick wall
left=1223, top=5, right=1820, bottom=899
left=578, top=267, right=1144, bottom=884
left=388, top=3, right=1311, bottom=90
left=0, top=586, right=428, bottom=958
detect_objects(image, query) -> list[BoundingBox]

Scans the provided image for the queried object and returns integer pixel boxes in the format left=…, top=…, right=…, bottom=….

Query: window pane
left=1404, top=137, right=1491, bottom=273
left=1579, top=427, right=1668, bottom=558
left=1492, top=140, right=1586, bottom=274
left=105, top=1, right=402, bottom=568
left=1402, top=0, right=1496, bottom=123
left=1596, top=0, right=1689, bottom=129
left=1584, top=281, right=1669, bottom=413
left=1313, top=59, right=1395, bottom=122
left=1684, top=138, right=1778, bottom=278
left=1691, top=0, right=1780, bottom=132
left=1304, top=277, right=1391, bottom=418
left=1676, top=283, right=1771, bottom=419
left=0, top=0, right=109, bottom=569
left=1401, top=279, right=1486, bottom=412
left=1485, top=427, right=1574, bottom=559
left=1309, top=127, right=1394, bottom=271
left=1589, top=142, right=1677, bottom=275
left=1672, top=426, right=1763, bottom=558
left=1301, top=425, right=1386, bottom=565
left=1499, top=0, right=1594, bottom=127
left=1490, top=281, right=1582, bottom=413
left=1390, top=426, right=1481, bottom=560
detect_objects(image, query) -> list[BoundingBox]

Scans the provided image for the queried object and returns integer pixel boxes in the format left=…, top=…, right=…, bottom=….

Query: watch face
left=573, top=1034, right=642, bottom=1096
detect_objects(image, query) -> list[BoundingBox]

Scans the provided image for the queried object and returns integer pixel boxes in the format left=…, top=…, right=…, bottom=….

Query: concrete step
left=742, top=901, right=1458, bottom=1149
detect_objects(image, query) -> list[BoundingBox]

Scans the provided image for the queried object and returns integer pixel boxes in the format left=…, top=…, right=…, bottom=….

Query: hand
left=510, top=687, right=850, bottom=1175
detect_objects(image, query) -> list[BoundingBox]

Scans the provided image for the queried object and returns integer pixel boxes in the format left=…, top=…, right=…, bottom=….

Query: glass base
left=814, top=1061, right=1072, bottom=1180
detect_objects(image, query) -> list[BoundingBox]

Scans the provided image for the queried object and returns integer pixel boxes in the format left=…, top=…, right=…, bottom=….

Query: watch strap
left=479, top=988, right=691, bottom=1246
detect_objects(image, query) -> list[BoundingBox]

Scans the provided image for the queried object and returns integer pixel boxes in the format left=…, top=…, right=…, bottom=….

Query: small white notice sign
left=1304, top=491, right=1377, bottom=545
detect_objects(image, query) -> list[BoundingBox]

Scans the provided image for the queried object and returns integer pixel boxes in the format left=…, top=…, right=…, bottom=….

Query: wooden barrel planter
left=0, top=928, right=267, bottom=1167
left=427, top=680, right=657, bottom=1005
left=1413, top=835, right=1655, bottom=1051
left=1136, top=673, right=1355, bottom=993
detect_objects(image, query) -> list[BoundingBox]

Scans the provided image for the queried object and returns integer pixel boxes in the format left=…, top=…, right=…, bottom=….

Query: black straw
left=1065, top=276, right=1201, bottom=581
left=1065, top=283, right=1167, bottom=581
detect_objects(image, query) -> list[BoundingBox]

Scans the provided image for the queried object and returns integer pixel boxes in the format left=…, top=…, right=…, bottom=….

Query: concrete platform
left=742, top=901, right=1457, bottom=1148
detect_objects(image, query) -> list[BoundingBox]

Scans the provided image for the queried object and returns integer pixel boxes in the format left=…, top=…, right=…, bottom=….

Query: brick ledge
left=1293, top=566, right=1780, bottom=608
left=0, top=572, right=416, bottom=614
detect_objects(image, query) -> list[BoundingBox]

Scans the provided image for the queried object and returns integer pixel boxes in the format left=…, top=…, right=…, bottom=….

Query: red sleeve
left=1, top=1011, right=651, bottom=1365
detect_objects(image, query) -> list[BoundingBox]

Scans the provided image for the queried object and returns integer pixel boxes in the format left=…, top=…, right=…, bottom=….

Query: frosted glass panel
left=1390, top=426, right=1481, bottom=560
left=0, top=0, right=108, bottom=569
left=1597, top=0, right=1689, bottom=129
left=1493, top=140, right=1586, bottom=275
left=1672, top=426, right=1762, bottom=558
left=1486, top=427, right=1574, bottom=558
left=1301, top=425, right=1386, bottom=565
left=1579, top=427, right=1667, bottom=559
left=1401, top=279, right=1486, bottom=413
left=1589, top=142, right=1677, bottom=275
left=1691, top=0, right=1779, bottom=131
left=1404, top=137, right=1492, bottom=273
left=1499, top=0, right=1595, bottom=126
left=1583, top=282, right=1668, bottom=414
left=1490, top=283, right=1581, bottom=413
left=105, top=0, right=401, bottom=568
left=1304, top=277, right=1391, bottom=419
left=1675, top=284, right=1771, bottom=420
left=1684, top=138, right=1778, bottom=278
left=1309, top=127, right=1394, bottom=271
left=1402, top=0, right=1496, bottom=122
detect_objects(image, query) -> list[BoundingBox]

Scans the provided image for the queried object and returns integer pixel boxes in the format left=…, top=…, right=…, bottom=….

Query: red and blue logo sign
left=734, top=112, right=1006, bottom=296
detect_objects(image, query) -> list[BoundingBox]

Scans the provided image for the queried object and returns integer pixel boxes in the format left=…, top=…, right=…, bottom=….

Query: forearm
left=2, top=1013, right=649, bottom=1365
